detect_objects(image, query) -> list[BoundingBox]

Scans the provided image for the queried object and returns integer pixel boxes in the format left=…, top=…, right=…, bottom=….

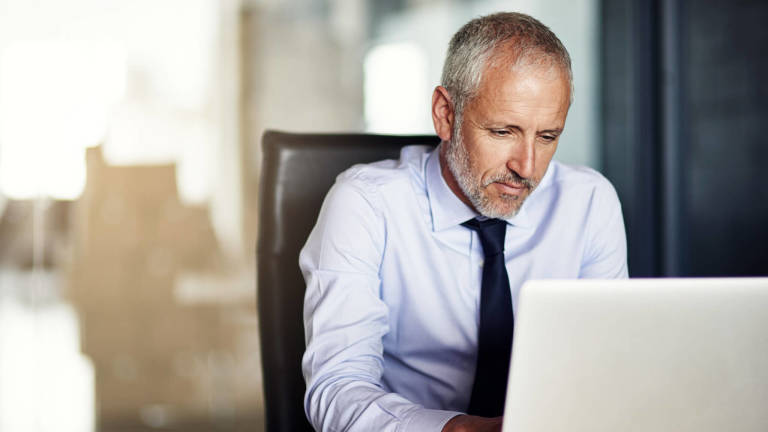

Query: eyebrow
left=492, top=125, right=563, bottom=135
left=539, top=128, right=563, bottom=135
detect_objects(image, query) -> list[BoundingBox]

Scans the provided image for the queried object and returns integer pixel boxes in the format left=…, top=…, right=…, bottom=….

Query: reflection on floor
left=0, top=270, right=94, bottom=432
left=0, top=147, right=263, bottom=431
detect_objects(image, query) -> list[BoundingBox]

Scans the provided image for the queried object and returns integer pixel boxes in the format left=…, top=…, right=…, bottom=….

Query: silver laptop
left=502, top=278, right=768, bottom=432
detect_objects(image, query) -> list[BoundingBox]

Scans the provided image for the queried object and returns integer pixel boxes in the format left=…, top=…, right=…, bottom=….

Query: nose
left=506, top=137, right=535, bottom=179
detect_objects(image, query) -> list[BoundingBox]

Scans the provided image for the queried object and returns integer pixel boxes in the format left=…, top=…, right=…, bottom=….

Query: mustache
left=483, top=171, right=538, bottom=189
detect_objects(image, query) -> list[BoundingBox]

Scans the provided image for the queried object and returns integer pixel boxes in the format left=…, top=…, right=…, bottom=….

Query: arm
left=300, top=176, right=460, bottom=431
left=579, top=178, right=629, bottom=279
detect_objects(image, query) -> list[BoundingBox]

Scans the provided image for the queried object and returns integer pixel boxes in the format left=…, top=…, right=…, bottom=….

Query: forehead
left=469, top=58, right=571, bottom=123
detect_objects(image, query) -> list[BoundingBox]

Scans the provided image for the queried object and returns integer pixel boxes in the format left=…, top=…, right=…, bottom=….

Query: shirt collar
left=425, top=144, right=540, bottom=231
left=426, top=145, right=476, bottom=231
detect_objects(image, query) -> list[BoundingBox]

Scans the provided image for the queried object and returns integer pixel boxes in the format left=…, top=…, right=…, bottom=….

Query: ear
left=431, top=86, right=455, bottom=142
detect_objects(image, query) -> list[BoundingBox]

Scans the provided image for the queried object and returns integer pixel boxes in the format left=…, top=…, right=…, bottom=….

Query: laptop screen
left=502, top=278, right=768, bottom=432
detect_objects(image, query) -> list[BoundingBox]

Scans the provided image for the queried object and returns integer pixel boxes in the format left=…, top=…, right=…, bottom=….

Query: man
left=300, top=12, right=627, bottom=432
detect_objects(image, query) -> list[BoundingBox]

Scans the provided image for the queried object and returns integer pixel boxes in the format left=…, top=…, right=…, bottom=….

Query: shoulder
left=543, top=160, right=620, bottom=207
left=523, top=160, right=622, bottom=223
left=547, top=160, right=615, bottom=190
left=302, top=145, right=433, bottom=270
left=333, top=145, right=433, bottom=199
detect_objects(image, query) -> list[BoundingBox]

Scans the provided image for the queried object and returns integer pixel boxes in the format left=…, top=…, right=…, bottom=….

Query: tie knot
left=462, top=218, right=507, bottom=257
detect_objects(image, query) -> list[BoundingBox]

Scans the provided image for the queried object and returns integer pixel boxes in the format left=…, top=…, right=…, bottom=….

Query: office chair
left=256, top=130, right=440, bottom=431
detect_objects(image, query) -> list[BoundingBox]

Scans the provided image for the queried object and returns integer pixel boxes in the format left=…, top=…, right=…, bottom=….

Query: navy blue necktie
left=462, top=218, right=514, bottom=417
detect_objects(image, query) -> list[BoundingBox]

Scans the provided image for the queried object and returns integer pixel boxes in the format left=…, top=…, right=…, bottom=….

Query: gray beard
left=444, top=121, right=537, bottom=219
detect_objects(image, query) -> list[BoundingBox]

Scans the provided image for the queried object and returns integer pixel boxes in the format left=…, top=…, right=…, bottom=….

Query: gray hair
left=441, top=12, right=573, bottom=116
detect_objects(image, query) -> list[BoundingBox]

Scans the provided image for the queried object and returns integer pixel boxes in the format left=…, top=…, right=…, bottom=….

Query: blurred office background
left=0, top=0, right=764, bottom=431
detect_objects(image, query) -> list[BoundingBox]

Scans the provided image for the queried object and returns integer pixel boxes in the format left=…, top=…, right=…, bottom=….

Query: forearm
left=306, top=378, right=459, bottom=431
left=303, top=284, right=460, bottom=431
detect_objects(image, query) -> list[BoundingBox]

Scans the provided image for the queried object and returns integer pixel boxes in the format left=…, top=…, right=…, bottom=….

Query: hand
left=442, top=414, right=503, bottom=432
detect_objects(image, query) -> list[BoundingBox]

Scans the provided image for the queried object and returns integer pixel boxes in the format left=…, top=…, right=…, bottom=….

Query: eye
left=490, top=129, right=510, bottom=137
left=539, top=134, right=557, bottom=143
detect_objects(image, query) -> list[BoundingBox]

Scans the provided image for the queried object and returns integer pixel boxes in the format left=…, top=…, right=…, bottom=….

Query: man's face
left=442, top=61, right=571, bottom=219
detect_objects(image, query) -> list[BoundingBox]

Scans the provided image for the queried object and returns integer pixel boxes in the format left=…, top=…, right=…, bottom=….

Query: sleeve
left=299, top=176, right=460, bottom=432
left=578, top=177, right=629, bottom=279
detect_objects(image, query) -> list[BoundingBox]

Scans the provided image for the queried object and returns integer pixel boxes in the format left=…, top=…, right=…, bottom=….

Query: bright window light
left=0, top=40, right=125, bottom=200
left=364, top=42, right=431, bottom=134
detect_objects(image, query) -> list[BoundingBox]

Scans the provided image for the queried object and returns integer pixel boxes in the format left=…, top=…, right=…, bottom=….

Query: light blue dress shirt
left=300, top=145, right=628, bottom=431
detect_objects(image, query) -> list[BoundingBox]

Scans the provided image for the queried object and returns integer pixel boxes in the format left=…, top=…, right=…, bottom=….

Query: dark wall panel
left=602, top=0, right=768, bottom=277
left=684, top=0, right=768, bottom=275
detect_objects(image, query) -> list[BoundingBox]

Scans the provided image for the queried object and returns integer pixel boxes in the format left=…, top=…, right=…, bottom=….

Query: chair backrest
left=256, top=130, right=440, bottom=431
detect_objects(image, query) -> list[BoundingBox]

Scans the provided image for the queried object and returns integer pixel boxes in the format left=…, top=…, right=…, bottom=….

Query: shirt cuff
left=401, top=408, right=463, bottom=432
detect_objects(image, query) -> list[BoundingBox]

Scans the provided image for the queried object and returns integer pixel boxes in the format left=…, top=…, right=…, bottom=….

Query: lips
left=501, top=181, right=526, bottom=189
left=493, top=181, right=528, bottom=195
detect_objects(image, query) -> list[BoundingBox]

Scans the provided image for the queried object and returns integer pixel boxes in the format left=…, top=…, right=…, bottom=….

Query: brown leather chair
left=256, top=130, right=439, bottom=431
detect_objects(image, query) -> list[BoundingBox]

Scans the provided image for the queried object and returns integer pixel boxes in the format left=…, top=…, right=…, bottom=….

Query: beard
left=444, top=117, right=539, bottom=219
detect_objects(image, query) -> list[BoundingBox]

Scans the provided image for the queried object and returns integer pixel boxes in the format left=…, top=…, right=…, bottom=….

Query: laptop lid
left=502, top=278, right=768, bottom=432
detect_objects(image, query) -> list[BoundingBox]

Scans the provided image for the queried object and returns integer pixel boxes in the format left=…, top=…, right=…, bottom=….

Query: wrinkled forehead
left=477, top=60, right=571, bottom=107
left=481, top=41, right=572, bottom=102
